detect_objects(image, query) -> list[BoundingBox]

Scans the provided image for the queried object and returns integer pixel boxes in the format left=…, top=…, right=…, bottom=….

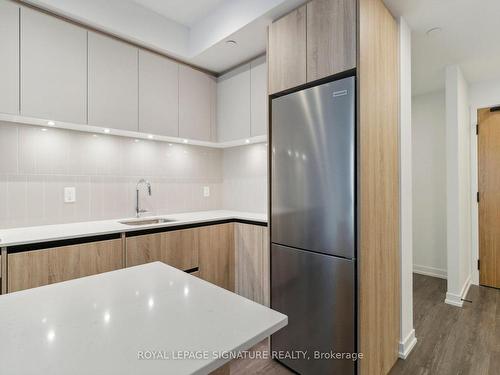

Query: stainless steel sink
left=119, top=218, right=176, bottom=226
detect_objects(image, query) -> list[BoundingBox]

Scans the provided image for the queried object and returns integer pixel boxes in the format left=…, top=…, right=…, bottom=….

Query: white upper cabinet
left=139, top=50, right=179, bottom=137
left=178, top=65, right=215, bottom=141
left=250, top=56, right=268, bottom=137
left=216, top=56, right=268, bottom=142
left=88, top=32, right=138, bottom=131
left=217, top=64, right=251, bottom=142
left=0, top=0, right=19, bottom=115
left=21, top=8, right=87, bottom=124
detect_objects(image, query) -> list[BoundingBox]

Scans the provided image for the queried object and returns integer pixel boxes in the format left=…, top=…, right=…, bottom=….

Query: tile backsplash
left=0, top=122, right=223, bottom=228
left=222, top=143, right=268, bottom=214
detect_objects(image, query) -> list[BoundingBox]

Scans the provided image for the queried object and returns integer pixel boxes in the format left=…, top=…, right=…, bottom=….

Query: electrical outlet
left=64, top=187, right=76, bottom=203
left=203, top=186, right=210, bottom=197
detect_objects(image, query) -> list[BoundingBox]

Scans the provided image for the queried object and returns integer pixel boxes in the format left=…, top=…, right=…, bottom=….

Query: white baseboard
left=413, top=264, right=447, bottom=279
left=444, top=275, right=471, bottom=308
left=398, top=329, right=417, bottom=359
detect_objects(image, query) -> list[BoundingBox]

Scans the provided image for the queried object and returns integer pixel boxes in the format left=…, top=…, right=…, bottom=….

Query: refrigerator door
left=271, top=76, right=355, bottom=258
left=271, top=244, right=356, bottom=375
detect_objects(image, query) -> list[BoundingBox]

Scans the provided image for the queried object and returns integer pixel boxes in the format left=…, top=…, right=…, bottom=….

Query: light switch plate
left=203, top=186, right=210, bottom=197
left=64, top=187, right=76, bottom=203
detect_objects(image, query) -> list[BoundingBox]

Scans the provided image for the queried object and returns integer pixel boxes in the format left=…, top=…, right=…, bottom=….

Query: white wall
left=412, top=91, right=447, bottom=278
left=468, top=78, right=500, bottom=285
left=445, top=65, right=472, bottom=307
left=398, top=16, right=416, bottom=360
left=222, top=143, right=267, bottom=213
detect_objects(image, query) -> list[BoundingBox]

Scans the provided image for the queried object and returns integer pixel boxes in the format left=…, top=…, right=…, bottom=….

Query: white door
left=21, top=8, right=87, bottom=124
left=88, top=32, right=138, bottom=131
left=250, top=56, right=268, bottom=137
left=138, top=50, right=179, bottom=137
left=0, top=0, right=19, bottom=115
left=178, top=65, right=214, bottom=141
left=217, top=63, right=251, bottom=142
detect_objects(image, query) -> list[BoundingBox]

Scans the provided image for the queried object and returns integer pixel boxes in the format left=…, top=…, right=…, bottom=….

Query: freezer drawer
left=271, top=244, right=356, bottom=375
left=271, top=76, right=355, bottom=258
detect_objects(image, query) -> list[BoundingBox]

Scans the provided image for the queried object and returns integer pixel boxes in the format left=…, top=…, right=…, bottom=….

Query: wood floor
left=390, top=274, right=500, bottom=375
left=231, top=274, right=500, bottom=375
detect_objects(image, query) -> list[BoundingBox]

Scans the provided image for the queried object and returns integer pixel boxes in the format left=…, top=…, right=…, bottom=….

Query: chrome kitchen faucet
left=135, top=179, right=152, bottom=218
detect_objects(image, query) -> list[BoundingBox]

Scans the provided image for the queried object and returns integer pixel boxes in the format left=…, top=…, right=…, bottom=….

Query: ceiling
left=25, top=0, right=305, bottom=73
left=132, top=0, right=227, bottom=27
left=385, top=0, right=500, bottom=96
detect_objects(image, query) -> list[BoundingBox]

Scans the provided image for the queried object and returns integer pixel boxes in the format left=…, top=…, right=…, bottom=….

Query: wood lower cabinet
left=7, top=239, right=123, bottom=293
left=199, top=223, right=235, bottom=291
left=126, top=228, right=199, bottom=271
left=234, top=223, right=269, bottom=306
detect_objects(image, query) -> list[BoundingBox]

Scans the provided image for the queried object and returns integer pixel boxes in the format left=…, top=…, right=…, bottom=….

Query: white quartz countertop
left=0, top=210, right=267, bottom=247
left=0, top=262, right=287, bottom=375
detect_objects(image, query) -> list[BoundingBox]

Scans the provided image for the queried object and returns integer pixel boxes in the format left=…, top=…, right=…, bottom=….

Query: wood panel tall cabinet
left=268, top=0, right=400, bottom=374
left=358, top=0, right=400, bottom=373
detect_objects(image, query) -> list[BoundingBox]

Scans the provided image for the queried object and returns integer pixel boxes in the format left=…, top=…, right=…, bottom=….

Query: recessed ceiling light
left=103, top=128, right=110, bottom=134
left=225, top=40, right=237, bottom=46
left=47, top=120, right=55, bottom=126
left=245, top=139, right=250, bottom=144
left=168, top=143, right=173, bottom=147
left=41, top=128, right=47, bottom=132
left=147, top=134, right=153, bottom=139
left=426, top=27, right=442, bottom=36
left=183, top=139, right=189, bottom=144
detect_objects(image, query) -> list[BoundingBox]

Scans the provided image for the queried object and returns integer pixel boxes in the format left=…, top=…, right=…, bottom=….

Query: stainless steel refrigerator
left=270, top=76, right=356, bottom=375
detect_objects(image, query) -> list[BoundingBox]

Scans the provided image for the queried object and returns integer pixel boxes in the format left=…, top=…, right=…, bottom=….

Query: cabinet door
left=179, top=65, right=214, bottom=141
left=268, top=6, right=307, bottom=95
left=8, top=239, right=122, bottom=293
left=162, top=228, right=199, bottom=271
left=217, top=64, right=251, bottom=142
left=21, top=8, right=87, bottom=124
left=88, top=32, right=138, bottom=131
left=126, top=233, right=162, bottom=267
left=307, top=0, right=356, bottom=82
left=138, top=50, right=179, bottom=137
left=199, top=223, right=234, bottom=291
left=250, top=56, right=268, bottom=137
left=0, top=0, right=19, bottom=115
left=234, top=223, right=269, bottom=305
left=126, top=228, right=199, bottom=271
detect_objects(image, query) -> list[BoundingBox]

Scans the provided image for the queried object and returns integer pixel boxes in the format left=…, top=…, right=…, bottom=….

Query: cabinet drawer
left=7, top=239, right=123, bottom=293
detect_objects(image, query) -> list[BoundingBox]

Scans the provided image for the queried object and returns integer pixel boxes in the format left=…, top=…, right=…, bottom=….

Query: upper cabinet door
left=250, top=56, right=268, bottom=137
left=217, top=63, right=251, bottom=142
left=178, top=65, right=214, bottom=141
left=21, top=8, right=87, bottom=124
left=0, top=0, right=19, bottom=115
left=307, top=0, right=356, bottom=82
left=268, top=6, right=307, bottom=95
left=138, top=50, right=179, bottom=137
left=88, top=32, right=138, bottom=131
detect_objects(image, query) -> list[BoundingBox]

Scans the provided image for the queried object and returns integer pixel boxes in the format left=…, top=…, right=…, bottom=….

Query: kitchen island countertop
left=0, top=261, right=286, bottom=375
